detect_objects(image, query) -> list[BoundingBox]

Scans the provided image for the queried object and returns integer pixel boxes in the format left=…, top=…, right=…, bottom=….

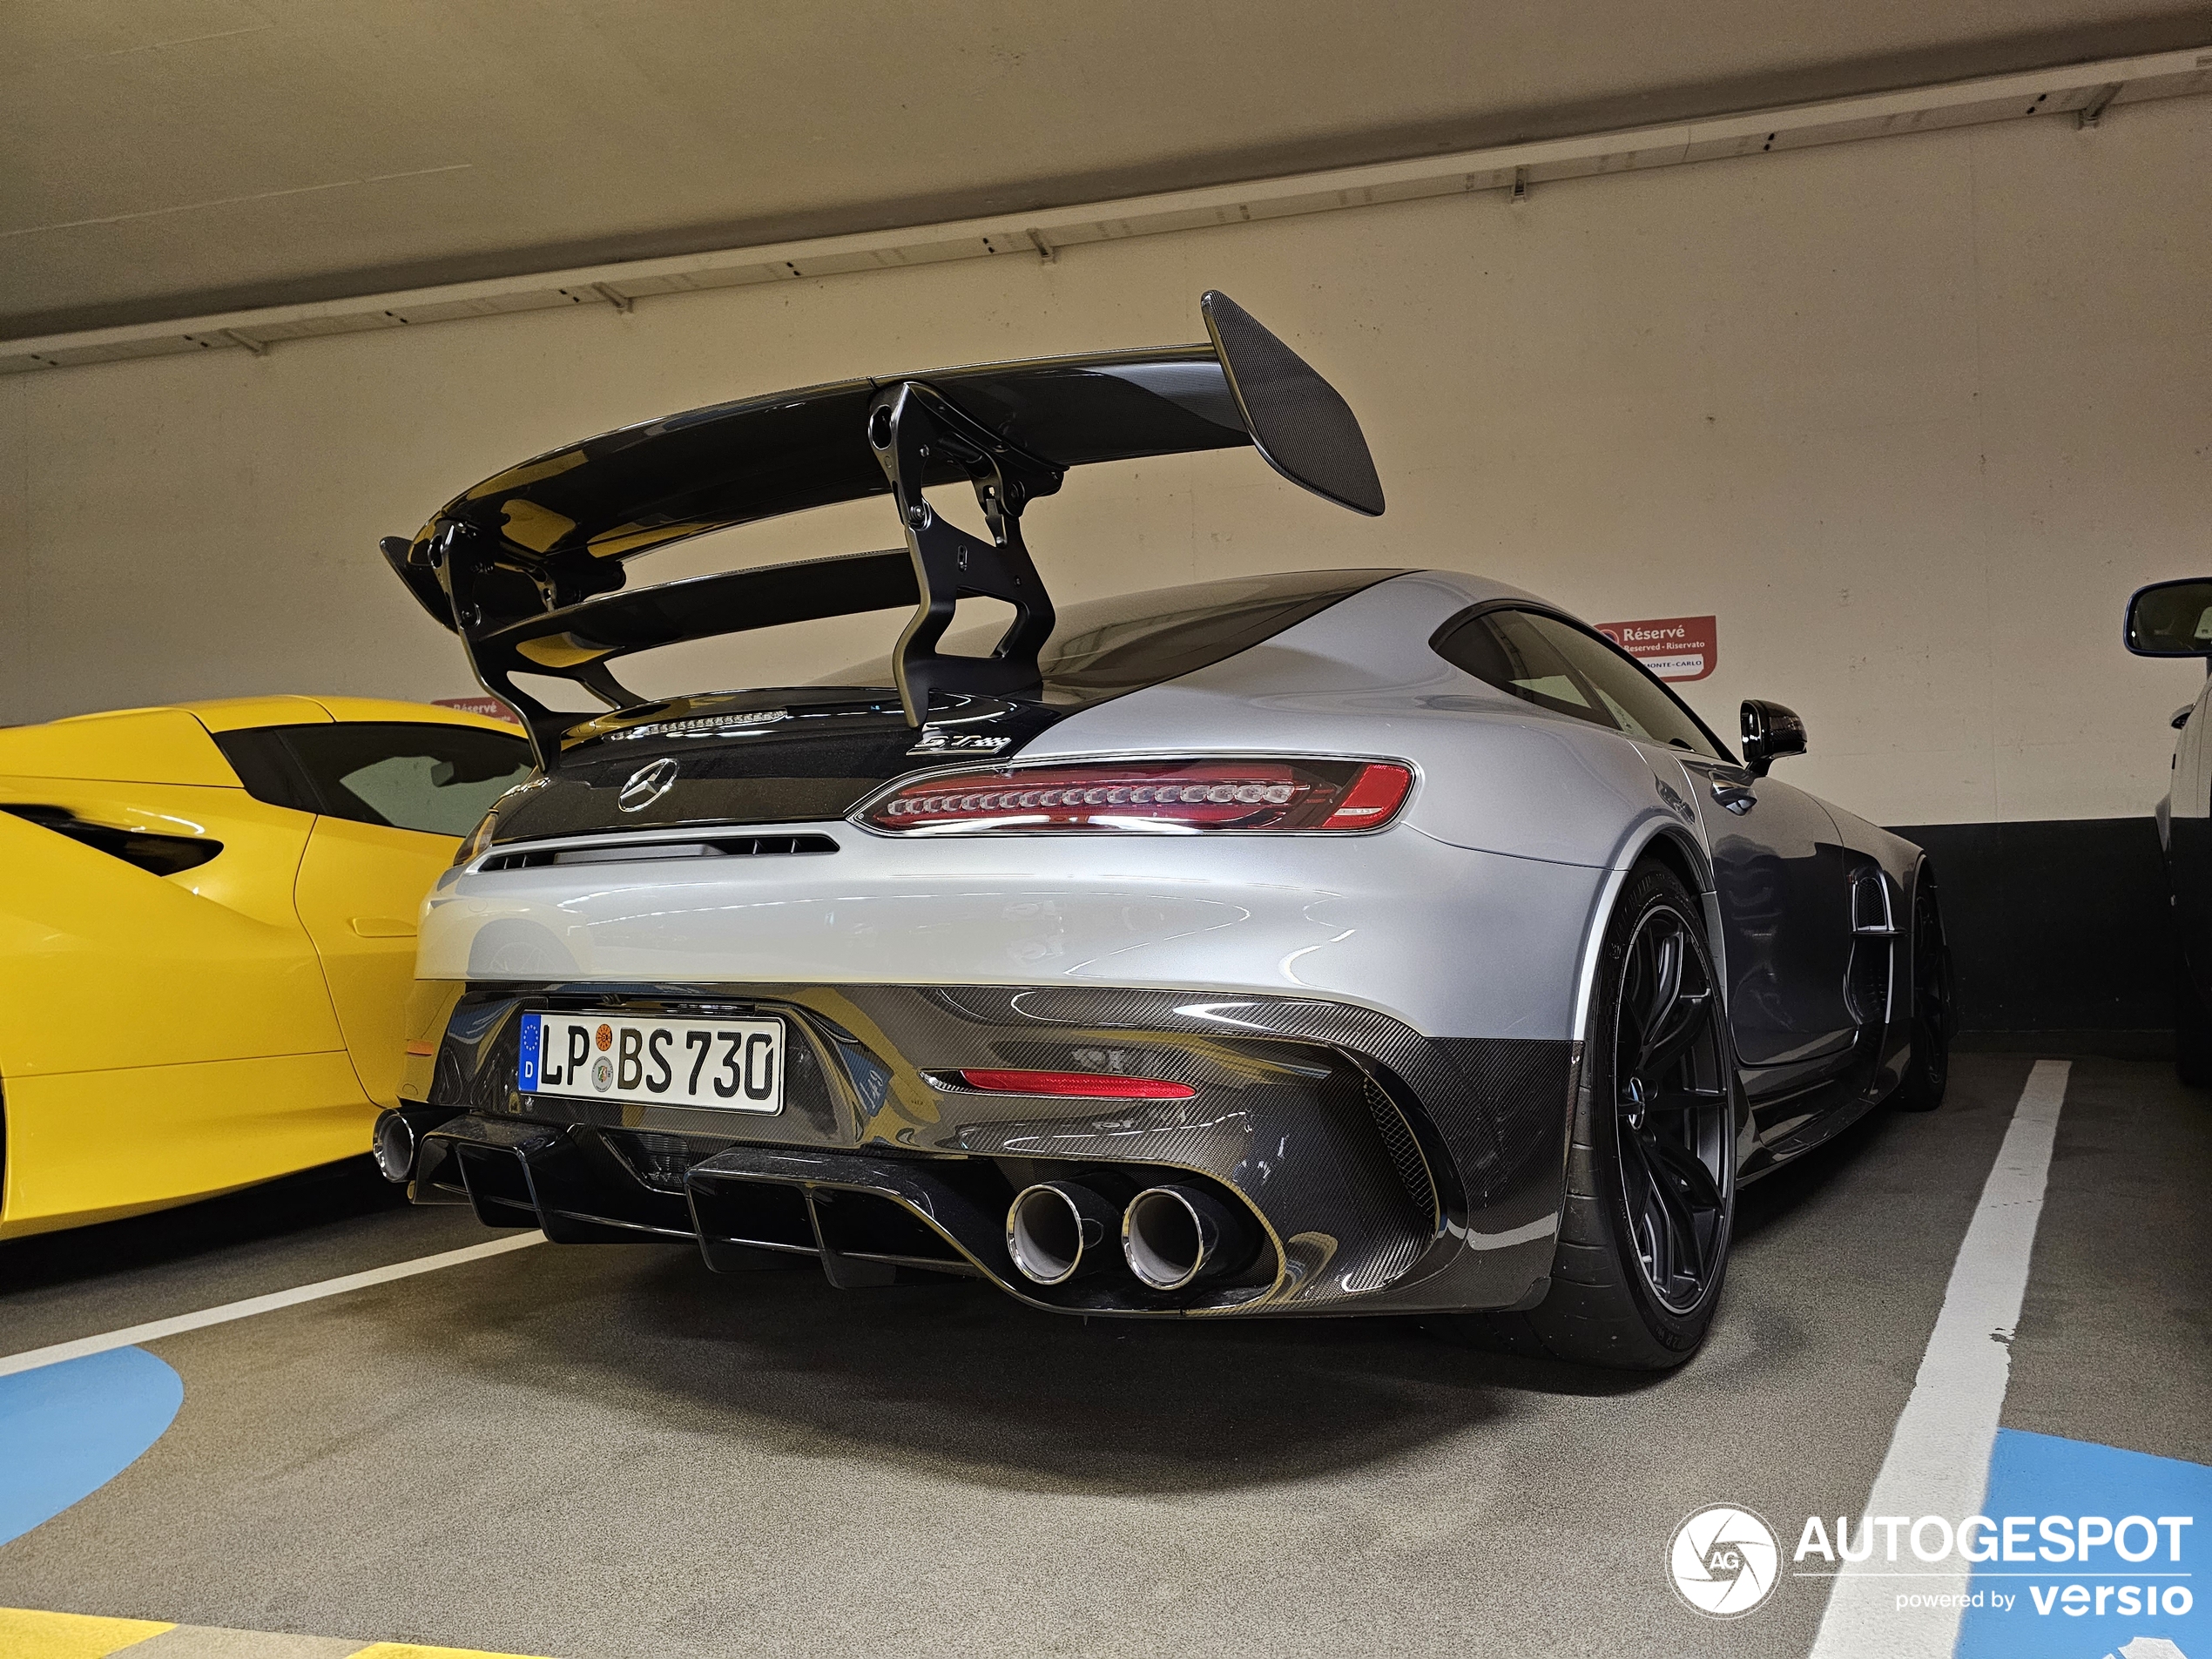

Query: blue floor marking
left=0, top=1345, right=183, bottom=1547
left=1957, top=1429, right=2209, bottom=1658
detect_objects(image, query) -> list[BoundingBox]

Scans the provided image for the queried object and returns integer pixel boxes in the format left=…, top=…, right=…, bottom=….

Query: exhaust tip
left=372, top=1109, right=419, bottom=1184
left=1006, top=1182, right=1120, bottom=1285
left=1123, top=1185, right=1251, bottom=1291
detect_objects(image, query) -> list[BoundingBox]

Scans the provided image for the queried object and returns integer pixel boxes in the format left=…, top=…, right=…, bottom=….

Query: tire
left=1892, top=867, right=1954, bottom=1111
left=1432, top=862, right=1737, bottom=1370
left=2175, top=949, right=2212, bottom=1087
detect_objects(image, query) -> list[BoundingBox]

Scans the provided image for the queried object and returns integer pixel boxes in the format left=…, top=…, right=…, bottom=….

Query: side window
left=288, top=725, right=534, bottom=834
left=1433, top=608, right=1614, bottom=731
left=213, top=728, right=320, bottom=813
left=1436, top=608, right=1726, bottom=759
left=1526, top=616, right=1725, bottom=759
left=219, top=724, right=534, bottom=835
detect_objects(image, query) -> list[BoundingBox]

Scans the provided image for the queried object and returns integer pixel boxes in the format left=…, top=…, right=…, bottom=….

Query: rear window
left=217, top=723, right=534, bottom=835
left=825, top=569, right=1402, bottom=706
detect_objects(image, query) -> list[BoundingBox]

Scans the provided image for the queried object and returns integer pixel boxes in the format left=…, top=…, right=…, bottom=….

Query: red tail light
left=857, top=758, right=1413, bottom=835
left=956, top=1069, right=1196, bottom=1099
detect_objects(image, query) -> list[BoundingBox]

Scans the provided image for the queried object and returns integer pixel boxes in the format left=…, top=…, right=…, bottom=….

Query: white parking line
left=1806, top=1058, right=2071, bottom=1659
left=0, top=1231, right=546, bottom=1378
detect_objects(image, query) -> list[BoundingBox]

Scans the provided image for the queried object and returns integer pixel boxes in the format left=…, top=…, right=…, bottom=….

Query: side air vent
left=1361, top=1074, right=1440, bottom=1232
left=1844, top=867, right=1898, bottom=1024
left=3, top=804, right=222, bottom=877
left=480, top=833, right=839, bottom=871
left=1851, top=870, right=1898, bottom=936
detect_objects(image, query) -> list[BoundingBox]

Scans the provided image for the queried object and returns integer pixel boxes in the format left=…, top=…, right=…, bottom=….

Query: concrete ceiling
left=5, top=1, right=2207, bottom=338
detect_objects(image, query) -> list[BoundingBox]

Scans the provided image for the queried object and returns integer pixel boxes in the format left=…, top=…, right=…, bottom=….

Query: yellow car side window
left=218, top=723, right=531, bottom=837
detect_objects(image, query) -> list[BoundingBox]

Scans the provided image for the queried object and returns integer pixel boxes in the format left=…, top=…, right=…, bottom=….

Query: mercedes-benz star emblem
left=617, top=758, right=680, bottom=813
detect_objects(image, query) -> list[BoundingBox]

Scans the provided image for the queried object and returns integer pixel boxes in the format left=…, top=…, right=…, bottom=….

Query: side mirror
left=2124, top=578, right=2212, bottom=658
left=1741, top=699, right=1806, bottom=778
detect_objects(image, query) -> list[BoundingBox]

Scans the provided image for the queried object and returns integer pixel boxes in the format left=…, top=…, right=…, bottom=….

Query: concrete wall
left=3, top=96, right=2208, bottom=833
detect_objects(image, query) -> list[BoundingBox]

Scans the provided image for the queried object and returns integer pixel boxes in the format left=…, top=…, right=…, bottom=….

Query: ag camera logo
left=1671, top=1505, right=1781, bottom=1618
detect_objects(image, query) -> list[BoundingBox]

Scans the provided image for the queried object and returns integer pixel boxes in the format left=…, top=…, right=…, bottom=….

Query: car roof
left=0, top=697, right=521, bottom=786
left=177, top=694, right=518, bottom=732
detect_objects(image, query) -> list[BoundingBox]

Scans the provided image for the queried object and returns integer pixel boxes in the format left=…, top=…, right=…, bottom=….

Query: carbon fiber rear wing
left=382, top=292, right=1384, bottom=761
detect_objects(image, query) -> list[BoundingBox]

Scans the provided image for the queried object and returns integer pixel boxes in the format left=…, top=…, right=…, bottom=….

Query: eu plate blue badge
left=519, top=1011, right=541, bottom=1089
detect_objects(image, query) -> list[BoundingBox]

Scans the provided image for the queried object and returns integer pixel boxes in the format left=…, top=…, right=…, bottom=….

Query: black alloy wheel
left=1427, top=861, right=1737, bottom=1370
left=1894, top=869, right=1954, bottom=1110
left=1609, top=895, right=1733, bottom=1314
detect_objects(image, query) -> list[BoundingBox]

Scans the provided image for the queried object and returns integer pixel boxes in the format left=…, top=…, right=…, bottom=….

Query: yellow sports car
left=0, top=696, right=531, bottom=1238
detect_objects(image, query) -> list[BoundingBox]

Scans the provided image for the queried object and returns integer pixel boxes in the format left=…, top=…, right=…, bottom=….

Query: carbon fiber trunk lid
left=487, top=686, right=1058, bottom=846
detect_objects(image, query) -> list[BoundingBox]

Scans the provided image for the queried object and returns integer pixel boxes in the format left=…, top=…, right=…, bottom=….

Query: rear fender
left=1566, top=817, right=1717, bottom=1050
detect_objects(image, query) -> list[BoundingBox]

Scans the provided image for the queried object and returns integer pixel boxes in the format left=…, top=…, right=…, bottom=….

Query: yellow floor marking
left=0, top=1608, right=175, bottom=1657
left=0, top=1612, right=557, bottom=1659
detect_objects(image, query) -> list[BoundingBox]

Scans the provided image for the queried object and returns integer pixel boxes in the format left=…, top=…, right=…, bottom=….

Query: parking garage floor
left=1, top=1055, right=2205, bottom=1659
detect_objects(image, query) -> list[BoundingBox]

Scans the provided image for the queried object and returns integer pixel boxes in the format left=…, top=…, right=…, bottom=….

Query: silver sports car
left=376, top=293, right=1953, bottom=1369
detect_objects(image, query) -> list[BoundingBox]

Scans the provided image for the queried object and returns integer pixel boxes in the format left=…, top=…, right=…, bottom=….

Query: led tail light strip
left=858, top=758, right=1413, bottom=834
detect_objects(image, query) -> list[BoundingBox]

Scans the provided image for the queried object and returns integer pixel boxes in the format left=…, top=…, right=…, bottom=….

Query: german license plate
left=519, top=1011, right=784, bottom=1113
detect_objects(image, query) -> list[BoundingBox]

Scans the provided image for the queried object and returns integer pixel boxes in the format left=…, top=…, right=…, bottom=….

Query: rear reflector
left=956, top=1069, right=1197, bottom=1099
left=858, top=758, right=1413, bottom=834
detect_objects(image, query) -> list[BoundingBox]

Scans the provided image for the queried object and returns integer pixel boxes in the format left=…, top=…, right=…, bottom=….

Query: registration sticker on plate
left=519, top=1011, right=784, bottom=1113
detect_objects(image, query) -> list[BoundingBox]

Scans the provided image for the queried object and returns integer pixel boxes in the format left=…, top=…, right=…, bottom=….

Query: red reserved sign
left=433, top=695, right=522, bottom=724
left=1595, top=616, right=1717, bottom=683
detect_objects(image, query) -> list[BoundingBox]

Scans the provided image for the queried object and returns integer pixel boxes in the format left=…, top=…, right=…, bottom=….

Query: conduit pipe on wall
left=3, top=44, right=2208, bottom=376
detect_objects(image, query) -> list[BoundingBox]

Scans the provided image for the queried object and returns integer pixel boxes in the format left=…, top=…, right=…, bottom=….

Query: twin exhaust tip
left=1123, top=1187, right=1248, bottom=1292
left=1005, top=1180, right=1252, bottom=1291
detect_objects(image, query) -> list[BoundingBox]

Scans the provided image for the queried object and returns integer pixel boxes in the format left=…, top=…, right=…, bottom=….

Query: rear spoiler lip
left=387, top=292, right=1383, bottom=763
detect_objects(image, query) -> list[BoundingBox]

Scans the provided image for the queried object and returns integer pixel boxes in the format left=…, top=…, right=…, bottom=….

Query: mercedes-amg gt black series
left=374, top=293, right=1956, bottom=1368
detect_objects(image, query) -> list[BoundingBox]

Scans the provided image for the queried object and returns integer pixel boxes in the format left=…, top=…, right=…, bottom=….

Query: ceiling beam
left=5, top=44, right=2205, bottom=377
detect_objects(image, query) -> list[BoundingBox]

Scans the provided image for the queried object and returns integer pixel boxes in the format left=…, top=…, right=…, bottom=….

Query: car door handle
left=351, top=917, right=417, bottom=938
left=1711, top=783, right=1757, bottom=815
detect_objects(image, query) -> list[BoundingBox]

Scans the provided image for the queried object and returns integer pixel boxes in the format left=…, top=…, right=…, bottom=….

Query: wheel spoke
left=1641, top=1084, right=1726, bottom=1112
left=1636, top=988, right=1712, bottom=1081
left=1634, top=1128, right=1703, bottom=1291
left=1646, top=1133, right=1726, bottom=1217
left=1636, top=927, right=1683, bottom=1058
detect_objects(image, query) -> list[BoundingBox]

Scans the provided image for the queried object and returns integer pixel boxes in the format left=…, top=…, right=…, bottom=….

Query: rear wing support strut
left=869, top=381, right=1063, bottom=726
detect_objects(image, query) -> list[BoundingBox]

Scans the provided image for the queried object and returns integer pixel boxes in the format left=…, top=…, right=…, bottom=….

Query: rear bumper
left=405, top=982, right=1576, bottom=1317
left=417, top=819, right=1607, bottom=1042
